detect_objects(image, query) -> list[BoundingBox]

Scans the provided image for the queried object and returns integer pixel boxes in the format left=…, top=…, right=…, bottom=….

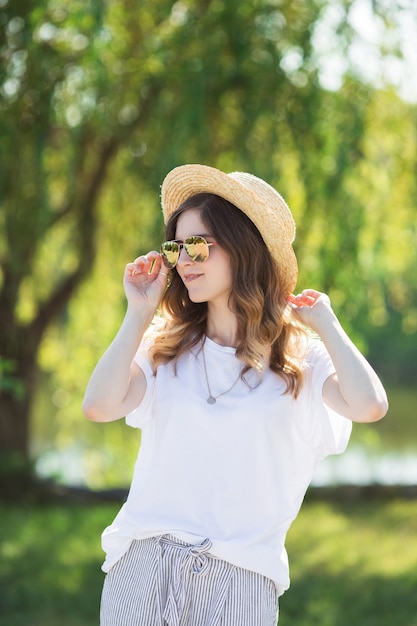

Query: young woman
left=83, top=164, right=388, bottom=626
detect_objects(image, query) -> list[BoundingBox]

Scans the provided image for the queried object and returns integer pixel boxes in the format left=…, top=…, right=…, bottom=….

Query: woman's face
left=174, top=208, right=233, bottom=309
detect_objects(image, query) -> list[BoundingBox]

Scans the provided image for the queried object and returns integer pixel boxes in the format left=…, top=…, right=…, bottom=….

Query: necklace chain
left=201, top=342, right=241, bottom=404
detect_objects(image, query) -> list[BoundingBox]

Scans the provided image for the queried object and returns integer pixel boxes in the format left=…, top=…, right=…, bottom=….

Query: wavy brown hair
left=150, top=193, right=308, bottom=396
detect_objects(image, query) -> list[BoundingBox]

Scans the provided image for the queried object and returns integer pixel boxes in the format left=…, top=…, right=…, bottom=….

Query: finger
left=125, top=255, right=149, bottom=279
left=156, top=257, right=170, bottom=281
left=287, top=294, right=298, bottom=305
left=301, top=289, right=320, bottom=296
left=146, top=253, right=168, bottom=278
left=287, top=293, right=314, bottom=307
left=126, top=262, right=140, bottom=278
left=130, top=251, right=160, bottom=275
left=299, top=295, right=317, bottom=306
left=127, top=253, right=157, bottom=277
left=300, top=289, right=322, bottom=302
left=127, top=258, right=144, bottom=278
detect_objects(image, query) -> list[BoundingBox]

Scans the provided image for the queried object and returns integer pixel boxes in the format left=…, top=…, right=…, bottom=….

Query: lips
left=183, top=273, right=202, bottom=282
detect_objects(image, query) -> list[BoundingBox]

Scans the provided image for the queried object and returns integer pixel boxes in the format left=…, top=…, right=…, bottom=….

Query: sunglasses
left=160, top=236, right=218, bottom=269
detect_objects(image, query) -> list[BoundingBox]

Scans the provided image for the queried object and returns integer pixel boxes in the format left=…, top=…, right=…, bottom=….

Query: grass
left=0, top=502, right=116, bottom=626
left=281, top=497, right=417, bottom=626
left=1, top=497, right=417, bottom=625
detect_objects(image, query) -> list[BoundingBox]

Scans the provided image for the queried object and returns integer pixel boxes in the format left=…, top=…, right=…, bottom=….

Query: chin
left=187, top=293, right=207, bottom=303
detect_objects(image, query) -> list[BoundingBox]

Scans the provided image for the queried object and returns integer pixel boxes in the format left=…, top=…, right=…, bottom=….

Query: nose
left=177, top=244, right=194, bottom=265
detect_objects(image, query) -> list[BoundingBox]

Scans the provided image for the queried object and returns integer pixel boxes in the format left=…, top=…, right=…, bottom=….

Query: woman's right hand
left=123, top=251, right=169, bottom=312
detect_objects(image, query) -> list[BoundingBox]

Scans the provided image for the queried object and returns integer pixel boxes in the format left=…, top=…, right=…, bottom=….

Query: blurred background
left=1, top=0, right=416, bottom=493
left=1, top=0, right=417, bottom=624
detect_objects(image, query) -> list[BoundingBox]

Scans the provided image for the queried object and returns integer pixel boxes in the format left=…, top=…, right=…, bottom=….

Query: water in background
left=35, top=386, right=417, bottom=488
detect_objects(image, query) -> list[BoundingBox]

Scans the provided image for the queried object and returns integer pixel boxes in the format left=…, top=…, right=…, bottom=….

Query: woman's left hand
left=287, top=289, right=336, bottom=333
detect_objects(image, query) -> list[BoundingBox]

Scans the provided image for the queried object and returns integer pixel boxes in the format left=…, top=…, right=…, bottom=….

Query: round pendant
left=207, top=396, right=216, bottom=404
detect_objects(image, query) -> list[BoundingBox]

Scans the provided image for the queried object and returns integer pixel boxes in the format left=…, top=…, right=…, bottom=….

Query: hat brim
left=161, top=164, right=298, bottom=295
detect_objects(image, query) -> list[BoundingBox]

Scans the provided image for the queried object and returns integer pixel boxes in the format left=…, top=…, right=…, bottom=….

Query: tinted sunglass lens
left=184, top=236, right=209, bottom=262
left=160, top=242, right=179, bottom=269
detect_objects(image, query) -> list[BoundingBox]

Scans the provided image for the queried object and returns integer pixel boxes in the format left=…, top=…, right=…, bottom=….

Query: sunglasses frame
left=160, top=235, right=218, bottom=269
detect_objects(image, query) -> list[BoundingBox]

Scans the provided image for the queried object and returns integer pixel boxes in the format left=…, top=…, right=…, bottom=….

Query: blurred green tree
left=0, top=0, right=333, bottom=490
left=0, top=0, right=415, bottom=493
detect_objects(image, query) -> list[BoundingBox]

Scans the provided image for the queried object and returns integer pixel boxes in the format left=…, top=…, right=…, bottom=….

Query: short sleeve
left=296, top=338, right=352, bottom=459
left=125, top=337, right=156, bottom=429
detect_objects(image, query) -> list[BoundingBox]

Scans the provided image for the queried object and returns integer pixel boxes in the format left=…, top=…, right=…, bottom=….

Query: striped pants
left=100, top=535, right=279, bottom=626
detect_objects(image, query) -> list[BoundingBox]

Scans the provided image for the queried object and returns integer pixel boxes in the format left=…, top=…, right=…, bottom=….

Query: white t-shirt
left=101, top=335, right=351, bottom=595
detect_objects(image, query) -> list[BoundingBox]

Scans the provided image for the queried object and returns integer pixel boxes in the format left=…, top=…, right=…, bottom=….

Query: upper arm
left=120, top=361, right=148, bottom=418
left=322, top=373, right=352, bottom=420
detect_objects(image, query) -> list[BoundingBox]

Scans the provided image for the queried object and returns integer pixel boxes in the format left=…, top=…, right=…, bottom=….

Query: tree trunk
left=0, top=340, right=38, bottom=498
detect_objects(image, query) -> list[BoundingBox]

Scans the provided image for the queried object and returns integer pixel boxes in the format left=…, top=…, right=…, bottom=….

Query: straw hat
left=161, top=164, right=298, bottom=295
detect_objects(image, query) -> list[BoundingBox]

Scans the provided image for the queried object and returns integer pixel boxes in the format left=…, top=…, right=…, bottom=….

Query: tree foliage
left=0, top=0, right=416, bottom=492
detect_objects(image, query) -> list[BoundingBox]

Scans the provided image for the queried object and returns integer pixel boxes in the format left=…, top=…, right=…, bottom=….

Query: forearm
left=290, top=290, right=388, bottom=422
left=82, top=304, right=153, bottom=422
